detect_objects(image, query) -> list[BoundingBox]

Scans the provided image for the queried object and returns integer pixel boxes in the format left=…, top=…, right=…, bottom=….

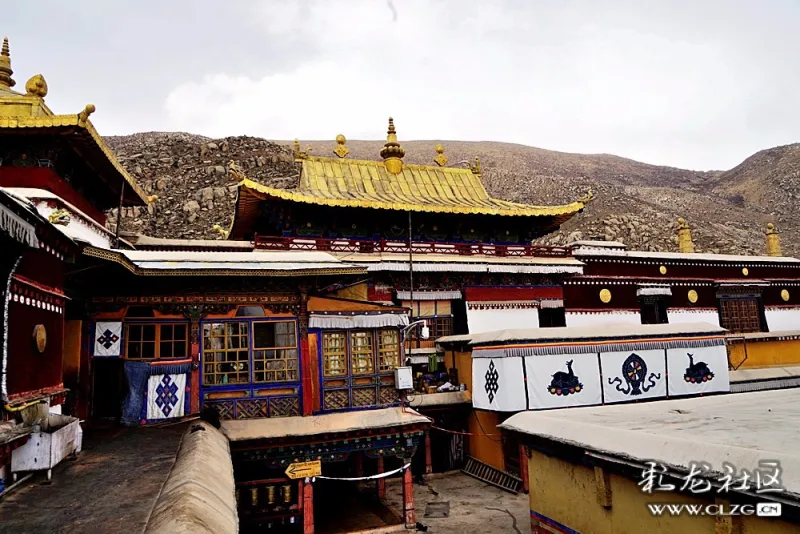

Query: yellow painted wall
left=528, top=449, right=798, bottom=534
left=453, top=350, right=472, bottom=392
left=728, top=337, right=800, bottom=369
left=468, top=410, right=505, bottom=471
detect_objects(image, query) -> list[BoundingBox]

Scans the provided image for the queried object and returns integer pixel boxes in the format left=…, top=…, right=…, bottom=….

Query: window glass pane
left=142, top=343, right=156, bottom=359
left=142, top=324, right=156, bottom=342
left=202, top=322, right=251, bottom=385
left=378, top=329, right=400, bottom=372
left=322, top=332, right=347, bottom=377
left=252, top=321, right=299, bottom=384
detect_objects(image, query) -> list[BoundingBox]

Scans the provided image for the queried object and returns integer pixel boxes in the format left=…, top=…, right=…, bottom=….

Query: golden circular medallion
left=781, top=289, right=790, bottom=302
left=687, top=290, right=698, bottom=304
left=659, top=265, right=667, bottom=275
left=599, top=288, right=612, bottom=303
left=32, top=324, right=47, bottom=353
left=742, top=267, right=749, bottom=276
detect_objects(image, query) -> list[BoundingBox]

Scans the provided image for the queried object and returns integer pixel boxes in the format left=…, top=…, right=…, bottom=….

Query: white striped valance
left=472, top=336, right=725, bottom=358
left=467, top=299, right=564, bottom=310
left=0, top=202, right=38, bottom=248
left=637, top=286, right=672, bottom=297
left=540, top=299, right=565, bottom=309
left=395, top=290, right=463, bottom=301
left=309, top=313, right=409, bottom=329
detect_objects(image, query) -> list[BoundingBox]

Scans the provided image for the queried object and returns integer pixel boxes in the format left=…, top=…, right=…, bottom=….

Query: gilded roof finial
left=579, top=189, right=595, bottom=204
left=677, top=216, right=695, bottom=253
left=766, top=222, right=782, bottom=257
left=77, top=104, right=96, bottom=125
left=333, top=134, right=350, bottom=158
left=293, top=138, right=311, bottom=161
left=212, top=224, right=230, bottom=239
left=24, top=74, right=48, bottom=98
left=468, top=156, right=482, bottom=175
left=0, top=37, right=15, bottom=89
left=380, top=117, right=405, bottom=174
left=434, top=144, right=448, bottom=167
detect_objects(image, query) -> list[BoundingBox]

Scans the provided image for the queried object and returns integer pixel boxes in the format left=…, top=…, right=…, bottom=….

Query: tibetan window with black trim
left=125, top=323, right=188, bottom=360
left=350, top=331, right=375, bottom=374
left=322, top=332, right=347, bottom=377
left=378, top=329, right=401, bottom=371
left=253, top=321, right=298, bottom=383
left=719, top=297, right=763, bottom=334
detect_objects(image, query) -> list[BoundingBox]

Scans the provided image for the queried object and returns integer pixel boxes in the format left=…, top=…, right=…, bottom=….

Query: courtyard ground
left=0, top=423, right=186, bottom=533
left=385, top=471, right=529, bottom=534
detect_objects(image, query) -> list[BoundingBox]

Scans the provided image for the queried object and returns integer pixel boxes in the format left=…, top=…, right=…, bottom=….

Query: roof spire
left=0, top=37, right=15, bottom=88
left=434, top=144, right=448, bottom=167
left=677, top=217, right=695, bottom=253
left=766, top=222, right=782, bottom=257
left=380, top=117, right=405, bottom=174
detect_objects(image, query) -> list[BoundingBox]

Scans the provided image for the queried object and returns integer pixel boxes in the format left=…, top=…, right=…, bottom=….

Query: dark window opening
left=719, top=297, right=765, bottom=333
left=538, top=307, right=566, bottom=328
left=639, top=297, right=669, bottom=325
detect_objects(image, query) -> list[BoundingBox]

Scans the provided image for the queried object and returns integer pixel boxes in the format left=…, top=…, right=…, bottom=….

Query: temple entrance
left=90, top=357, right=125, bottom=420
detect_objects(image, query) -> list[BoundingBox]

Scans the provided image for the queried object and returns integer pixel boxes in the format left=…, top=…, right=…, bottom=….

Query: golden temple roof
left=235, top=118, right=591, bottom=218
left=0, top=37, right=147, bottom=206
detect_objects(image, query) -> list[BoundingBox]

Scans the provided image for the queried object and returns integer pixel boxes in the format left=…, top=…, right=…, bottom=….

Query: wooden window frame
left=252, top=320, right=299, bottom=384
left=718, top=297, right=763, bottom=334
left=349, top=330, right=376, bottom=375
left=322, top=331, right=348, bottom=378
left=377, top=329, right=401, bottom=372
left=201, top=321, right=250, bottom=386
left=125, top=322, right=188, bottom=360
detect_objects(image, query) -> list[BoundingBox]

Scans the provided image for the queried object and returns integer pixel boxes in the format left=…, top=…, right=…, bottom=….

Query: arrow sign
left=285, top=460, right=322, bottom=480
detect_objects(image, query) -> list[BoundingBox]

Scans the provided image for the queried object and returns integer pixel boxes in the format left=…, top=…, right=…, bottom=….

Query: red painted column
left=303, top=479, right=314, bottom=534
left=190, top=318, right=201, bottom=414
left=424, top=431, right=433, bottom=474
left=355, top=451, right=364, bottom=477
left=377, top=457, right=386, bottom=499
left=518, top=443, right=529, bottom=494
left=402, top=465, right=415, bottom=528
left=301, top=337, right=312, bottom=415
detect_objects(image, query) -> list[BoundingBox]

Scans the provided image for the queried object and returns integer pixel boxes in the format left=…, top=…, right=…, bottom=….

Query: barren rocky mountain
left=105, top=133, right=800, bottom=257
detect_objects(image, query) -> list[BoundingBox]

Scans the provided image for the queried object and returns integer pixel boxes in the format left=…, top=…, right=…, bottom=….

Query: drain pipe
left=1, top=255, right=22, bottom=403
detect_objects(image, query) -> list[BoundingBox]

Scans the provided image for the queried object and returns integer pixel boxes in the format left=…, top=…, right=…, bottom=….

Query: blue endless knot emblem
left=97, top=329, right=119, bottom=350
left=484, top=360, right=500, bottom=403
left=155, top=376, right=180, bottom=417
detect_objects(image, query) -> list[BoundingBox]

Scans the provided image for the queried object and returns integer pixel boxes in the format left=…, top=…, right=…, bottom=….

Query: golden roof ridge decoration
left=24, top=74, right=47, bottom=98
left=434, top=144, right=448, bottom=167
left=293, top=139, right=311, bottom=161
left=0, top=37, right=14, bottom=89
left=333, top=134, right=350, bottom=158
left=379, top=117, right=405, bottom=174
left=468, top=156, right=481, bottom=175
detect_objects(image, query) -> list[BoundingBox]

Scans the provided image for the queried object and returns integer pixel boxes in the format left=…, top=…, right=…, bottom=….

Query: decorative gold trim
left=433, top=144, right=448, bottom=167
left=599, top=288, right=612, bottom=303
left=742, top=267, right=749, bottom=276
left=81, top=246, right=366, bottom=277
left=781, top=289, right=790, bottom=302
left=687, top=289, right=698, bottom=304
left=659, top=265, right=667, bottom=275
left=333, top=134, right=349, bottom=158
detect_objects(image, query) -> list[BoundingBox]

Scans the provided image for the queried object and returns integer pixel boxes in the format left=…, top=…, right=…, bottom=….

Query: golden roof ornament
left=677, top=216, right=695, bottom=253
left=77, top=104, right=96, bottom=125
left=579, top=189, right=595, bottom=204
left=434, top=144, right=448, bottom=167
left=766, top=222, right=782, bottom=257
left=333, top=134, right=350, bottom=158
left=211, top=224, right=230, bottom=239
left=0, top=37, right=15, bottom=88
left=24, top=74, right=47, bottom=98
left=293, top=139, right=311, bottom=161
left=468, top=156, right=482, bottom=175
left=228, top=160, right=246, bottom=182
left=380, top=117, right=405, bottom=174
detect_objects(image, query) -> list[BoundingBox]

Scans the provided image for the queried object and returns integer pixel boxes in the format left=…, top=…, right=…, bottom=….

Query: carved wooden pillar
left=184, top=304, right=204, bottom=414
left=376, top=456, right=386, bottom=499
left=402, top=464, right=415, bottom=528
left=303, top=478, right=314, bottom=534
left=424, top=431, right=433, bottom=474
left=355, top=451, right=364, bottom=478
left=298, top=286, right=312, bottom=416
left=519, top=443, right=529, bottom=494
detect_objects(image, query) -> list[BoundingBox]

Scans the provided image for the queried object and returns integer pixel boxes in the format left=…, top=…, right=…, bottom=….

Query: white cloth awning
left=395, top=290, right=462, bottom=301
left=636, top=286, right=672, bottom=297
left=309, top=313, right=409, bottom=329
left=0, top=199, right=38, bottom=248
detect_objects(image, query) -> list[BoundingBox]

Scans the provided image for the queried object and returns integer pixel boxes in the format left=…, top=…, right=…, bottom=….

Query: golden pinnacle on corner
left=677, top=216, right=695, bottom=253
left=766, top=222, right=782, bottom=257
left=434, top=144, right=448, bottom=167
left=333, top=134, right=349, bottom=158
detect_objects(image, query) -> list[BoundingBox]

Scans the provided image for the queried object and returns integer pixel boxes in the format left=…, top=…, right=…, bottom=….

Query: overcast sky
left=5, top=1, right=799, bottom=170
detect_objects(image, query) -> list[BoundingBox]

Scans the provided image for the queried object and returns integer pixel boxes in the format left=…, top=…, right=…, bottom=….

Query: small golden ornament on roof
left=468, top=156, right=481, bottom=175
left=434, top=144, right=448, bottom=167
left=0, top=37, right=15, bottom=88
left=293, top=139, right=311, bottom=161
left=766, top=222, right=782, bottom=257
left=211, top=224, right=230, bottom=239
left=333, top=134, right=349, bottom=158
left=146, top=194, right=159, bottom=204
left=77, top=104, right=96, bottom=125
left=24, top=74, right=47, bottom=98
left=579, top=189, right=595, bottom=204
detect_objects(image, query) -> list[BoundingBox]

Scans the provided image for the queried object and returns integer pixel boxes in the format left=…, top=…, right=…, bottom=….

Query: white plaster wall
left=565, top=311, right=641, bottom=328
left=35, top=203, right=112, bottom=248
left=466, top=307, right=539, bottom=334
left=667, top=309, right=720, bottom=327
left=765, top=308, right=800, bottom=332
